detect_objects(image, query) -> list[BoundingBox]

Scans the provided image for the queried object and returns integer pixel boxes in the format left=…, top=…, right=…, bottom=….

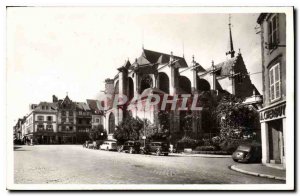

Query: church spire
left=226, top=14, right=235, bottom=58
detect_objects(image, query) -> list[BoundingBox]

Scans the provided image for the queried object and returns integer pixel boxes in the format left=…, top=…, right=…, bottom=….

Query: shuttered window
left=269, top=63, right=281, bottom=101
left=268, top=14, right=280, bottom=49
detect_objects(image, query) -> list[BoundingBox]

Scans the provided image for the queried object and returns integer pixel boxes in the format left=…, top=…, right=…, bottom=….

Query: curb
left=170, top=153, right=231, bottom=158
left=230, top=165, right=286, bottom=181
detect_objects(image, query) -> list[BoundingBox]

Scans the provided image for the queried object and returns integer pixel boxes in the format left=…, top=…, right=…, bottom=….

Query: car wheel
left=164, top=153, right=168, bottom=156
left=233, top=159, right=238, bottom=162
left=129, top=147, right=134, bottom=154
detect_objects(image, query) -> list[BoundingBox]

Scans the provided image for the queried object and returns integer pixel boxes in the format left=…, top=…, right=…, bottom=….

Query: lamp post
left=143, top=106, right=146, bottom=147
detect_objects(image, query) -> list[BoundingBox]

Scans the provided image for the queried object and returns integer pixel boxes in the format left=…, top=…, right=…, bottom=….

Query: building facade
left=257, top=13, right=286, bottom=168
left=87, top=99, right=105, bottom=129
left=23, top=102, right=58, bottom=144
left=15, top=95, right=105, bottom=144
left=55, top=95, right=77, bottom=144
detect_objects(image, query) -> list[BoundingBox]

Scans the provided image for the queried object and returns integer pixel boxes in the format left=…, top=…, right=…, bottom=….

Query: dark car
left=118, top=141, right=141, bottom=154
left=232, top=144, right=262, bottom=163
left=141, top=141, right=170, bottom=156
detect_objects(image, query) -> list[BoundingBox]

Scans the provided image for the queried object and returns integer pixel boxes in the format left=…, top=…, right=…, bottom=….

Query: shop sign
left=260, top=104, right=286, bottom=121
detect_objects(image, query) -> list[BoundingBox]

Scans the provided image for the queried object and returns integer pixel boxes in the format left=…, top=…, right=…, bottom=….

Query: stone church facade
left=102, top=23, right=260, bottom=142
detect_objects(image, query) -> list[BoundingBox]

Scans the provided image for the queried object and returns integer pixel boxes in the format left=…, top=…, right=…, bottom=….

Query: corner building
left=257, top=13, right=286, bottom=168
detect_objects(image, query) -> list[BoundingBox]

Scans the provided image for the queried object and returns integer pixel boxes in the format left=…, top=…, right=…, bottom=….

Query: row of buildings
left=13, top=95, right=104, bottom=144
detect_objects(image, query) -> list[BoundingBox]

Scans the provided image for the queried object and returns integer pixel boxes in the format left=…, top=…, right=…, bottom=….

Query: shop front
left=259, top=100, right=286, bottom=168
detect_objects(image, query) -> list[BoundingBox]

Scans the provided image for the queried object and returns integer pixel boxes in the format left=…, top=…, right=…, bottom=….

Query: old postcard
left=6, top=6, right=294, bottom=190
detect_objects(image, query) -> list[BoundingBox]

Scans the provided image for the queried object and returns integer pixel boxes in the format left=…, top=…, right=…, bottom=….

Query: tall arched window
left=108, top=113, right=115, bottom=134
left=158, top=72, right=170, bottom=94
left=179, top=76, right=192, bottom=94
left=140, top=75, right=153, bottom=93
left=197, top=78, right=211, bottom=92
left=128, top=77, right=134, bottom=100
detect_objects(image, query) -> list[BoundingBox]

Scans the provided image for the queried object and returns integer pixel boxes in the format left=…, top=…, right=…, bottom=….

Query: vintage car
left=118, top=141, right=141, bottom=154
left=100, top=140, right=117, bottom=151
left=140, top=141, right=170, bottom=156
left=232, top=143, right=262, bottom=163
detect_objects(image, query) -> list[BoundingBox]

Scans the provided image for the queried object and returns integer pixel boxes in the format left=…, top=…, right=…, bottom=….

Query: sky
left=6, top=7, right=263, bottom=129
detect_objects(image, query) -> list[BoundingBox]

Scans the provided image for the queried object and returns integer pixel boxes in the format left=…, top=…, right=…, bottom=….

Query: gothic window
left=197, top=78, right=211, bottom=92
left=140, top=75, right=153, bottom=93
left=128, top=77, right=134, bottom=100
left=108, top=113, right=115, bottom=134
left=179, top=76, right=192, bottom=94
left=158, top=72, right=170, bottom=94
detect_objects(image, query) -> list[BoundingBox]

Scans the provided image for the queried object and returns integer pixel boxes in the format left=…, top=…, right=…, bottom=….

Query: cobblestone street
left=14, top=145, right=283, bottom=184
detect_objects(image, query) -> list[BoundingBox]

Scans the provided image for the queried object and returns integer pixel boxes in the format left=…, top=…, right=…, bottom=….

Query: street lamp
left=143, top=106, right=146, bottom=147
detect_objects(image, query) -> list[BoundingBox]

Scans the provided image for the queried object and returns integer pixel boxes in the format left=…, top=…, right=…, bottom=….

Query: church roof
left=206, top=56, right=239, bottom=77
left=117, top=60, right=131, bottom=71
left=132, top=49, right=188, bottom=68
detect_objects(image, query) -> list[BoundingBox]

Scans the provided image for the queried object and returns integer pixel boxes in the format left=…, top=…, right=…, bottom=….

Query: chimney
left=52, top=95, right=58, bottom=103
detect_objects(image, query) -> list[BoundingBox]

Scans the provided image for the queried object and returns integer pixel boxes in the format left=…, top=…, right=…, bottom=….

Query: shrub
left=194, top=145, right=217, bottom=151
left=219, top=139, right=244, bottom=154
left=176, top=136, right=198, bottom=150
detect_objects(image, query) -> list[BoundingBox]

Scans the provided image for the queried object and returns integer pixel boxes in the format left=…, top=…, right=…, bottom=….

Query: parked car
left=100, top=141, right=117, bottom=151
left=232, top=143, right=262, bottom=163
left=93, top=140, right=103, bottom=150
left=118, top=141, right=141, bottom=154
left=140, top=141, right=170, bottom=156
left=83, top=140, right=93, bottom=148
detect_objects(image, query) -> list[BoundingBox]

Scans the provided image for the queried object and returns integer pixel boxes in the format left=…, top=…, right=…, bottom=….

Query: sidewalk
left=169, top=153, right=231, bottom=158
left=231, top=164, right=286, bottom=181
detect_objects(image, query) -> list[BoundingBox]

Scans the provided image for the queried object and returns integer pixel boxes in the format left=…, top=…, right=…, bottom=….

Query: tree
left=157, top=110, right=170, bottom=130
left=113, top=116, right=143, bottom=144
left=216, top=94, right=260, bottom=141
left=89, top=124, right=107, bottom=141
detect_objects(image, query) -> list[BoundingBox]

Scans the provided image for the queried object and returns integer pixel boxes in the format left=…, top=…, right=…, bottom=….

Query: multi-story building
left=23, top=102, right=57, bottom=144
left=86, top=99, right=104, bottom=130
left=55, top=95, right=77, bottom=144
left=257, top=13, right=286, bottom=168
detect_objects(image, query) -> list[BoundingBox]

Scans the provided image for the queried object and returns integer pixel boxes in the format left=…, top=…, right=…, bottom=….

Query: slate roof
left=75, top=102, right=91, bottom=111
left=205, top=56, right=238, bottom=77
left=86, top=99, right=104, bottom=115
left=32, top=102, right=57, bottom=112
left=131, top=49, right=188, bottom=68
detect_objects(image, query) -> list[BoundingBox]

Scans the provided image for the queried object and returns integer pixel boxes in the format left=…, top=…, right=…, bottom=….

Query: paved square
left=14, top=145, right=283, bottom=184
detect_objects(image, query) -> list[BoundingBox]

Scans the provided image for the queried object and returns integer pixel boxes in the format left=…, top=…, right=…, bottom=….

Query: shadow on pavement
left=14, top=146, right=29, bottom=151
